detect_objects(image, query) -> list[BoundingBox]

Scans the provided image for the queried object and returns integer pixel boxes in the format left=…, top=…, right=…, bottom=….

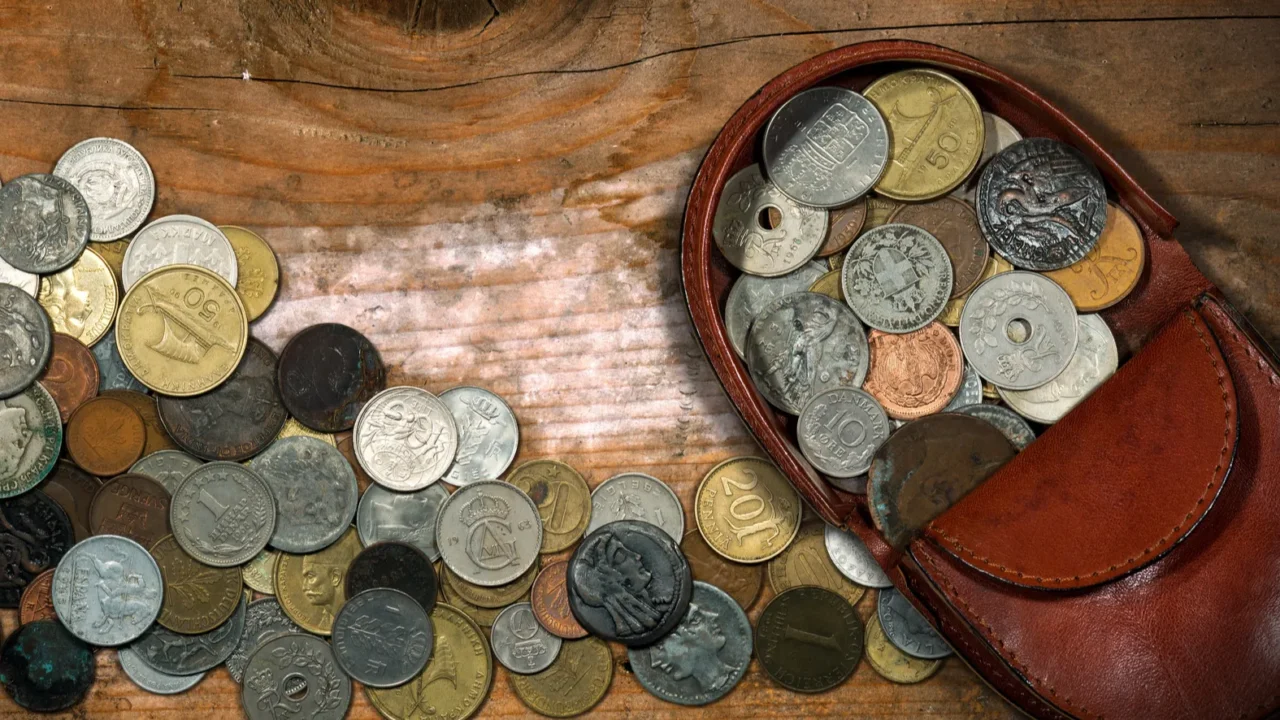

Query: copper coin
left=88, top=474, right=172, bottom=546
left=530, top=561, right=589, bottom=640
left=862, top=323, right=964, bottom=420
left=681, top=529, right=764, bottom=610
left=18, top=570, right=57, bottom=624
left=889, top=197, right=989, bottom=298
left=335, top=431, right=374, bottom=494
left=868, top=414, right=1015, bottom=549
left=1043, top=202, right=1146, bottom=312
left=37, top=461, right=103, bottom=542
left=816, top=198, right=868, bottom=257
left=65, top=396, right=146, bottom=476
left=36, top=334, right=99, bottom=423
left=100, top=389, right=178, bottom=455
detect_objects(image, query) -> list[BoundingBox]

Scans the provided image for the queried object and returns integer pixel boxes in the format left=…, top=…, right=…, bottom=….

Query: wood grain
left=0, top=1, right=1276, bottom=717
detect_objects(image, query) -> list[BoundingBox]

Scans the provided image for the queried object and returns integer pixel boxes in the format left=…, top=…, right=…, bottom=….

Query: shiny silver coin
left=744, top=292, right=870, bottom=415
left=354, top=386, right=459, bottom=491
left=877, top=587, right=952, bottom=659
left=92, top=326, right=148, bottom=393
left=53, top=137, right=156, bottom=242
left=952, top=113, right=1023, bottom=204
left=824, top=524, right=892, bottom=588
left=330, top=588, right=433, bottom=688
left=953, top=404, right=1036, bottom=451
left=0, top=257, right=39, bottom=297
left=356, top=483, right=450, bottom=561
left=132, top=595, right=247, bottom=676
left=226, top=598, right=304, bottom=684
left=798, top=388, right=890, bottom=478
left=131, top=449, right=203, bottom=495
left=762, top=86, right=890, bottom=208
left=118, top=648, right=205, bottom=695
left=824, top=473, right=867, bottom=495
left=0, top=284, right=53, bottom=399
left=240, top=633, right=351, bottom=720
left=711, top=165, right=827, bottom=277
left=942, top=363, right=983, bottom=412
left=959, top=272, right=1078, bottom=390
left=977, top=137, right=1107, bottom=271
left=628, top=581, right=751, bottom=706
left=0, top=381, right=62, bottom=498
left=490, top=601, right=562, bottom=675
left=251, top=436, right=358, bottom=554
left=121, top=214, right=238, bottom=291
left=52, top=534, right=163, bottom=646
left=170, top=462, right=276, bottom=567
left=723, top=262, right=827, bottom=358
left=585, top=472, right=684, bottom=542
left=841, top=223, right=954, bottom=333
left=439, top=386, right=519, bottom=486
left=436, top=480, right=542, bottom=587
left=998, top=313, right=1118, bottom=424
left=0, top=174, right=91, bottom=274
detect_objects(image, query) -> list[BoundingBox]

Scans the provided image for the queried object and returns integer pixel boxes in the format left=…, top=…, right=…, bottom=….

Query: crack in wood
left=1188, top=120, right=1280, bottom=128
left=0, top=97, right=218, bottom=112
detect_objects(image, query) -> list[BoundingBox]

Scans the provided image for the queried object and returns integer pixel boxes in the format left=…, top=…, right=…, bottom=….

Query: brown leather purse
left=681, top=40, right=1280, bottom=719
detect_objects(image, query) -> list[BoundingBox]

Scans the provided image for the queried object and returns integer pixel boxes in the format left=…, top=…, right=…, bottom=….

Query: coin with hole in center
left=960, top=272, right=1079, bottom=390
left=712, top=165, right=828, bottom=277
left=998, top=313, right=1118, bottom=424
left=240, top=633, right=351, bottom=720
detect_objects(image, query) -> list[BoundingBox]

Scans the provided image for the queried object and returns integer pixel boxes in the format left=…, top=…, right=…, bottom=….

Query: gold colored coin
left=1042, top=202, right=1146, bottom=312
left=768, top=523, right=866, bottom=606
left=938, top=252, right=1013, bottom=327
left=864, top=69, right=986, bottom=201
left=865, top=613, right=943, bottom=684
left=242, top=548, right=279, bottom=595
left=367, top=604, right=494, bottom=720
left=443, top=559, right=539, bottom=609
left=116, top=265, right=248, bottom=397
left=220, top=226, right=280, bottom=322
left=808, top=270, right=844, bottom=302
left=92, top=239, right=129, bottom=285
left=150, top=534, right=243, bottom=634
left=274, top=527, right=361, bottom=636
left=276, top=417, right=337, bottom=447
left=506, top=459, right=592, bottom=553
left=439, top=570, right=520, bottom=628
left=981, top=381, right=1000, bottom=400
left=38, top=246, right=117, bottom=347
left=510, top=637, right=613, bottom=718
left=695, top=457, right=801, bottom=563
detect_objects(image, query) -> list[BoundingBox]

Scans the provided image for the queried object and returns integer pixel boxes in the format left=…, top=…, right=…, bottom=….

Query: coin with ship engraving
left=0, top=257, right=38, bottom=297
left=88, top=474, right=171, bottom=546
left=0, top=620, right=95, bottom=712
left=133, top=593, right=247, bottom=675
left=273, top=527, right=363, bottom=636
left=252, top=436, right=358, bottom=554
left=92, top=327, right=148, bottom=393
left=219, top=226, right=279, bottom=322
left=0, top=490, right=73, bottom=608
left=53, top=138, right=155, bottom=242
left=797, top=387, right=891, bottom=478
left=960, top=271, right=1079, bottom=390
left=240, top=633, right=351, bottom=720
left=723, top=261, right=827, bottom=358
left=130, top=449, right=202, bottom=494
left=954, top=404, right=1035, bottom=450
left=278, top=323, right=386, bottom=433
left=170, top=462, right=275, bottom=567
left=52, top=534, right=163, bottom=646
left=437, top=480, right=541, bottom=587
left=863, top=324, right=964, bottom=420
left=889, top=197, right=988, bottom=298
left=18, top=569, right=57, bottom=623
left=586, top=471, right=683, bottom=542
left=681, top=530, right=763, bottom=611
left=150, top=534, right=242, bottom=634
left=354, top=386, right=457, bottom=491
left=439, top=386, right=518, bottom=486
left=695, top=457, right=801, bottom=564
left=768, top=523, right=865, bottom=607
left=530, top=561, right=590, bottom=639
left=37, top=334, right=98, bottom=423
left=366, top=604, right=493, bottom=720
left=952, top=112, right=1023, bottom=204
left=878, top=587, right=952, bottom=659
left=491, top=601, right=562, bottom=675
left=999, top=313, right=1118, bottom=424
left=842, top=224, right=953, bottom=333
left=345, top=541, right=438, bottom=615
left=356, top=482, right=449, bottom=561
left=942, top=363, right=982, bottom=412
left=865, top=613, right=942, bottom=684
left=1044, top=203, right=1145, bottom=312
left=0, top=284, right=52, bottom=399
left=824, top=524, right=892, bottom=588
left=0, top=382, right=61, bottom=498
left=225, top=598, right=304, bottom=683
left=38, top=246, right=117, bottom=348
left=712, top=164, right=827, bottom=277
left=818, top=199, right=868, bottom=257
left=755, top=586, right=863, bottom=693
left=122, top=215, right=238, bottom=291
left=331, top=587, right=433, bottom=687
left=118, top=647, right=206, bottom=695
left=507, top=460, right=591, bottom=553
left=0, top=174, right=91, bottom=274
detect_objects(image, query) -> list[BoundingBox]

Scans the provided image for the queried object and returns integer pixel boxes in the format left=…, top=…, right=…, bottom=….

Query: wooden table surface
left=1, top=1, right=1277, bottom=718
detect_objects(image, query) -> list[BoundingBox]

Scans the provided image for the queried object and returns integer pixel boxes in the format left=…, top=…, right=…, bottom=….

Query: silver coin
left=798, top=388, right=890, bottom=478
left=0, top=257, right=39, bottom=297
left=0, top=284, right=53, bottom=399
left=439, top=386, right=519, bottom=486
left=226, top=598, right=304, bottom=683
left=240, top=633, right=351, bottom=720
left=744, top=292, right=870, bottom=415
left=53, top=137, right=156, bottom=242
left=952, top=113, right=1023, bottom=204
left=52, top=534, right=163, bottom=646
left=998, top=313, right=1118, bottom=424
left=953, top=404, right=1036, bottom=451
left=878, top=587, right=952, bottom=659
left=824, top=524, right=892, bottom=588
left=0, top=381, right=62, bottom=498
left=959, top=272, right=1078, bottom=390
left=353, top=386, right=459, bottom=491
left=121, top=214, right=238, bottom=291
left=0, top=174, right=91, bottom=274
left=250, top=436, right=358, bottom=554
left=130, top=449, right=203, bottom=495
left=762, top=86, right=890, bottom=208
left=585, top=472, right=684, bottom=541
left=92, top=326, right=148, bottom=393
left=841, top=223, right=954, bottom=333
left=132, top=594, right=247, bottom=675
left=118, top=648, right=206, bottom=695
left=170, top=461, right=276, bottom=567
left=723, top=262, right=827, bottom=358
left=436, top=480, right=542, bottom=587
left=628, top=581, right=751, bottom=706
left=711, top=165, right=827, bottom=277
left=490, top=601, right=562, bottom=675
left=824, top=473, right=867, bottom=495
left=355, top=483, right=449, bottom=561
left=942, top=363, right=983, bottom=412
left=977, top=137, right=1107, bottom=271
left=330, top=588, right=433, bottom=688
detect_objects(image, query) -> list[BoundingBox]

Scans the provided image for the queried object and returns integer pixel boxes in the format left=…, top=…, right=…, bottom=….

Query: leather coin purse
left=681, top=39, right=1280, bottom=720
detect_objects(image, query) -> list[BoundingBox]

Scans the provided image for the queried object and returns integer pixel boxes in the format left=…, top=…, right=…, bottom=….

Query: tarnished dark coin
left=38, top=460, right=102, bottom=541
left=37, top=333, right=99, bottom=422
left=566, top=519, right=692, bottom=647
left=0, top=490, right=74, bottom=607
left=277, top=323, right=386, bottom=432
left=868, top=413, right=1015, bottom=549
left=0, top=174, right=91, bottom=274
left=0, top=619, right=95, bottom=712
left=100, top=389, right=179, bottom=455
left=251, top=436, right=358, bottom=553
left=158, top=339, right=287, bottom=461
left=755, top=586, right=862, bottom=693
left=133, top=594, right=248, bottom=675
left=680, top=530, right=763, bottom=611
left=345, top=540, right=438, bottom=615
left=531, top=561, right=590, bottom=640
left=889, top=197, right=989, bottom=298
left=955, top=403, right=1036, bottom=450
left=817, top=198, right=868, bottom=257
left=0, top=284, right=53, bottom=399
left=877, top=587, right=952, bottom=659
left=88, top=473, right=172, bottom=546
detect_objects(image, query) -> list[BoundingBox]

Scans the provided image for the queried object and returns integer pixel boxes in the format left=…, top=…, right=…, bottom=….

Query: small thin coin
left=586, top=471, right=683, bottom=542
left=889, top=197, right=989, bottom=298
left=225, top=598, right=303, bottom=683
left=130, top=449, right=202, bottom=494
left=91, top=329, right=147, bottom=391
left=863, top=324, right=965, bottom=420
left=121, top=215, right=238, bottom=291
left=939, top=251, right=1013, bottom=327
left=240, top=633, right=351, bottom=720
left=878, top=587, right=952, bottom=659
left=808, top=268, right=844, bottom=301
left=942, top=362, right=983, bottom=412
left=1043, top=203, right=1146, bottom=311
left=151, top=534, right=243, bottom=634
left=506, top=460, right=592, bottom=553
left=681, top=529, right=764, bottom=611
left=998, top=313, right=1118, bottom=424
left=509, top=636, right=612, bottom=718
left=0, top=382, right=62, bottom=498
left=356, top=482, right=450, bottom=561
left=354, top=386, right=458, bottom=491
left=769, top=523, right=866, bottom=607
left=241, top=549, right=279, bottom=596
left=331, top=587, right=434, bottom=687
left=100, top=389, right=178, bottom=455
left=18, top=569, right=57, bottom=623
left=37, top=246, right=118, bottom=347
left=0, top=256, right=38, bottom=297
left=277, top=323, right=386, bottom=433
left=52, top=534, right=163, bottom=646
left=444, top=557, right=538, bottom=610
left=37, top=334, right=98, bottom=423
left=755, top=586, right=863, bottom=693
left=67, top=396, right=145, bottom=476
left=53, top=137, right=156, bottom=242
left=959, top=272, right=1079, bottom=390
left=118, top=647, right=205, bottom=695
left=723, top=261, right=826, bottom=358
left=170, top=462, right=276, bottom=567
left=0, top=620, right=95, bottom=712
left=711, top=164, right=827, bottom=276
left=841, top=223, right=953, bottom=333
left=437, top=480, right=542, bottom=587
left=817, top=198, right=868, bottom=257
left=865, top=613, right=943, bottom=684
left=0, top=174, right=91, bottom=274
left=1, top=492, right=73, bottom=609
left=824, top=473, right=867, bottom=495
left=273, top=527, right=362, bottom=636
left=824, top=524, right=892, bottom=588
left=251, top=436, right=358, bottom=554
left=88, top=474, right=172, bottom=546
left=131, top=594, right=247, bottom=675
left=797, top=387, right=891, bottom=477
left=695, top=457, right=801, bottom=564
left=219, top=226, right=279, bottom=321
left=439, top=386, right=519, bottom=486
left=530, top=561, right=589, bottom=639
left=0, top=284, right=53, bottom=399
left=38, top=461, right=101, bottom=541
left=366, top=604, right=493, bottom=720
left=345, top=541, right=438, bottom=615
left=492, top=602, right=562, bottom=675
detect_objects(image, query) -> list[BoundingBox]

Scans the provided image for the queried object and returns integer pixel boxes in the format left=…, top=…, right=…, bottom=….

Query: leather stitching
left=931, top=309, right=1233, bottom=586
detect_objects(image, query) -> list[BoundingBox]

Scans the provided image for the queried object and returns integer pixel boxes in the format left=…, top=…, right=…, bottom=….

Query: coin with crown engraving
left=240, top=633, right=351, bottom=720
left=586, top=471, right=683, bottom=542
left=251, top=436, right=358, bottom=554
left=0, top=174, right=91, bottom=274
left=0, top=284, right=53, bottom=400
left=355, top=386, right=458, bottom=491
left=53, top=138, right=155, bottom=242
left=841, top=224, right=953, bottom=333
left=491, top=601, right=562, bottom=675
left=356, top=483, right=449, bottom=561
left=170, top=461, right=275, bottom=567
left=960, top=271, right=1079, bottom=390
left=712, top=165, right=827, bottom=277
left=331, top=587, right=433, bottom=688
left=723, top=262, right=827, bottom=358
left=437, top=480, right=541, bottom=587
left=122, top=215, right=238, bottom=291
left=439, top=386, right=518, bottom=486
left=878, top=587, right=952, bottom=659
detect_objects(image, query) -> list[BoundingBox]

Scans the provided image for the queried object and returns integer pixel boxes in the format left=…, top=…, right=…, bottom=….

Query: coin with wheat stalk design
left=150, top=534, right=242, bottom=634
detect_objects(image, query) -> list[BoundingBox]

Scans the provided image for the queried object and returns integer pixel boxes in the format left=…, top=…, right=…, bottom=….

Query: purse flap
left=924, top=305, right=1238, bottom=590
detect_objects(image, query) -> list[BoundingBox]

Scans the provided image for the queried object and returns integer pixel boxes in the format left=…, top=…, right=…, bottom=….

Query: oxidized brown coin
left=829, top=197, right=899, bottom=271
left=755, top=586, right=863, bottom=693
left=530, top=561, right=589, bottom=640
left=862, top=324, right=964, bottom=420
left=869, top=414, right=1015, bottom=550
left=817, top=199, right=868, bottom=257
left=37, top=334, right=99, bottom=422
left=1043, top=202, right=1146, bottom=312
left=99, top=390, right=178, bottom=455
left=889, top=197, right=989, bottom=298
left=335, top=431, right=373, bottom=493
left=443, top=559, right=539, bottom=609
left=88, top=474, right=172, bottom=546
left=150, top=534, right=242, bottom=634
left=277, top=323, right=386, bottom=432
left=38, top=461, right=103, bottom=542
left=681, top=530, right=764, bottom=610
left=65, top=396, right=146, bottom=476
left=18, top=569, right=56, bottom=623
left=768, top=523, right=865, bottom=607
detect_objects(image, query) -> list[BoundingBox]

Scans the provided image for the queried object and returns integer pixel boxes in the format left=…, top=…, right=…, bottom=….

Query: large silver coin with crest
left=585, top=472, right=684, bottom=542
left=439, top=386, right=519, bottom=486
left=723, top=262, right=827, bottom=358
left=170, top=462, right=276, bottom=567
left=878, top=587, right=951, bottom=659
left=762, top=87, right=890, bottom=208
left=251, top=436, right=358, bottom=554
left=960, top=272, right=1078, bottom=391
left=711, top=165, right=827, bottom=277
left=356, top=483, right=450, bottom=561
left=841, top=224, right=953, bottom=333
left=436, top=480, right=541, bottom=587
left=977, top=137, right=1107, bottom=271
left=824, top=524, right=892, bottom=588
left=0, top=284, right=52, bottom=399
left=121, top=215, right=238, bottom=291
left=744, top=292, right=869, bottom=415
left=797, top=388, right=890, bottom=478
left=331, top=588, right=433, bottom=687
left=0, top=174, right=91, bottom=274
left=132, top=594, right=247, bottom=675
left=954, top=404, right=1036, bottom=451
left=0, top=381, right=62, bottom=498
left=240, top=633, right=351, bottom=720
left=0, top=257, right=38, bottom=297
left=354, top=386, right=458, bottom=491
left=130, top=450, right=203, bottom=495
left=999, top=313, right=1118, bottom=423
left=491, top=601, right=562, bottom=675
left=53, top=138, right=155, bottom=242
left=118, top=647, right=206, bottom=695
left=226, top=598, right=304, bottom=683
left=52, top=534, right=163, bottom=646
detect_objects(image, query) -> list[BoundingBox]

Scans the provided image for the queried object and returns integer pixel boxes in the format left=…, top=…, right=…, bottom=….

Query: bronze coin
left=817, top=198, right=868, bottom=257
left=277, top=323, right=386, bottom=433
left=680, top=530, right=764, bottom=610
left=889, top=197, right=989, bottom=298
left=150, top=534, right=242, bottom=634
left=100, top=389, right=179, bottom=455
left=18, top=569, right=57, bottom=624
left=36, top=334, right=99, bottom=423
left=88, top=474, right=172, bottom=546
left=868, top=413, right=1015, bottom=550
left=334, top=431, right=373, bottom=493
left=530, top=561, right=589, bottom=640
left=755, top=586, right=863, bottom=693
left=862, top=324, right=965, bottom=420
left=0, top=491, right=73, bottom=608
left=65, top=396, right=146, bottom=476
left=37, top=461, right=103, bottom=542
